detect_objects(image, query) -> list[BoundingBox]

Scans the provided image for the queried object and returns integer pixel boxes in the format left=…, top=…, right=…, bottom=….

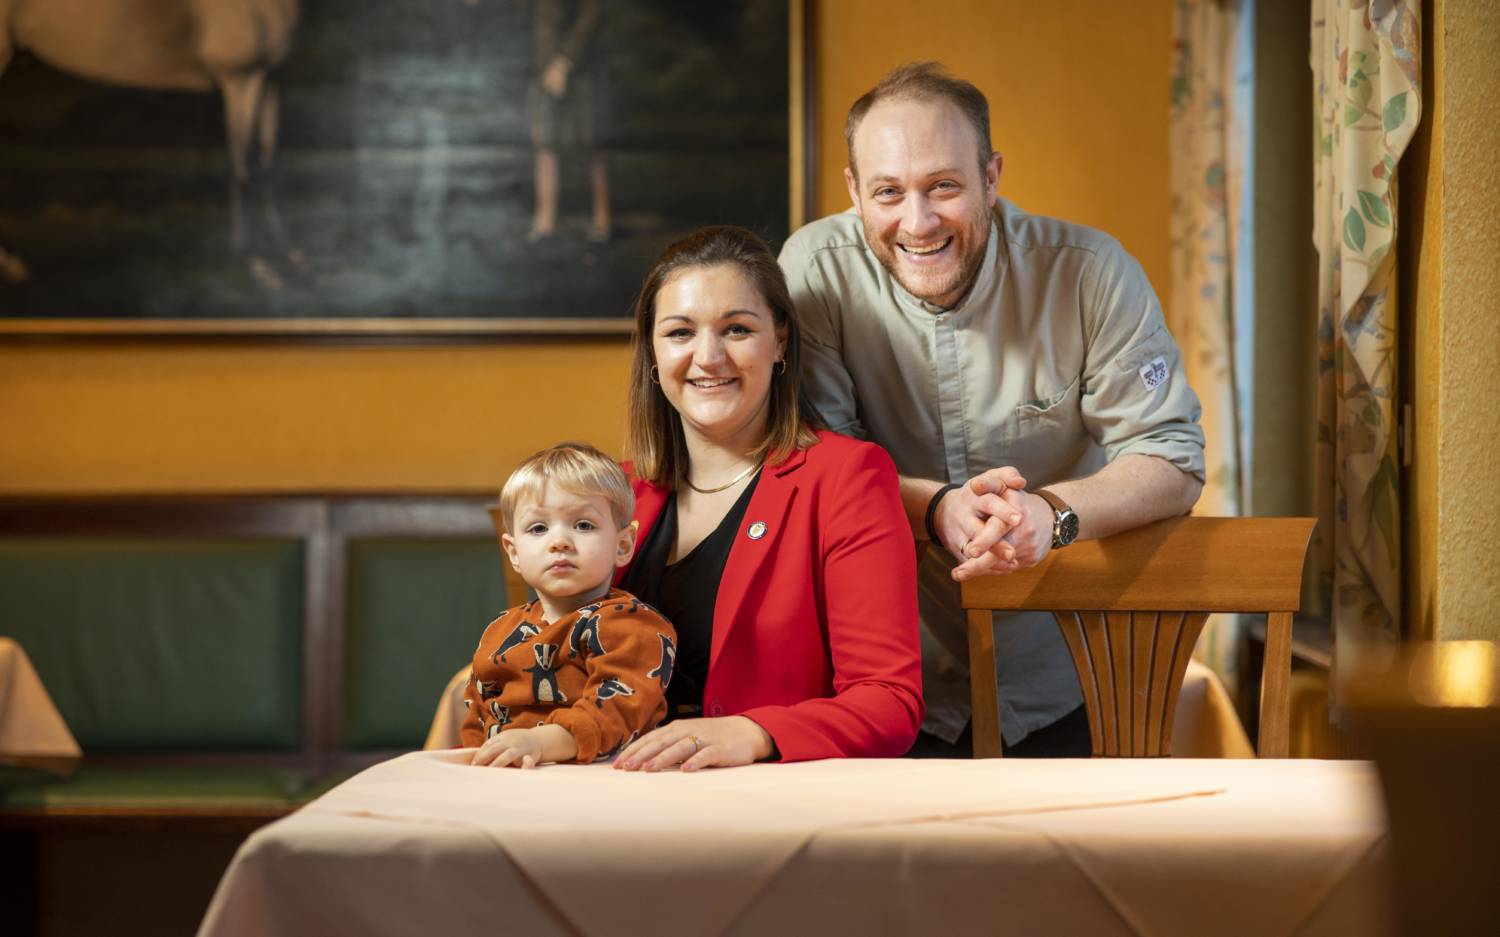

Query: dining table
left=197, top=749, right=1392, bottom=937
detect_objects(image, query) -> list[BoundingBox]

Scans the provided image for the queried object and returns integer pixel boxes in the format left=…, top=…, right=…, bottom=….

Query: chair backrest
left=959, top=516, right=1315, bottom=758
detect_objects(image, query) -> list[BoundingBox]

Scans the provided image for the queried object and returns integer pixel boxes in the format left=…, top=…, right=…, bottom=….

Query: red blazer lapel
left=708, top=447, right=808, bottom=680
left=616, top=473, right=669, bottom=588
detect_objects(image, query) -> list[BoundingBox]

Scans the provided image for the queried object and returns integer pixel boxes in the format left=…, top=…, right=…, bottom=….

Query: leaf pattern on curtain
left=1310, top=0, right=1419, bottom=656
left=1170, top=0, right=1247, bottom=689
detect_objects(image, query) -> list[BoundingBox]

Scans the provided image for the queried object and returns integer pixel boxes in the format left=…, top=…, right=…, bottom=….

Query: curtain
left=1310, top=0, right=1420, bottom=669
left=1170, top=0, right=1251, bottom=688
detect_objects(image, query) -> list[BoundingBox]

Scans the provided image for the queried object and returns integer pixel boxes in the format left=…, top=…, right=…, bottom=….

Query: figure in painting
left=526, top=0, right=610, bottom=244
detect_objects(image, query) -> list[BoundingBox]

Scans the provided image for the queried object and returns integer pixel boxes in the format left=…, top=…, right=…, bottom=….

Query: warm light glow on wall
left=1410, top=641, right=1500, bottom=708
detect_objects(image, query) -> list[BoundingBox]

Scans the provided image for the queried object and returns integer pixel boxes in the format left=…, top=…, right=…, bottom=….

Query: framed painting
left=0, top=0, right=814, bottom=338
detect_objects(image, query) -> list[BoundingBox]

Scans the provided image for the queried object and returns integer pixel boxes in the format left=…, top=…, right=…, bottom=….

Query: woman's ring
left=688, top=735, right=701, bottom=754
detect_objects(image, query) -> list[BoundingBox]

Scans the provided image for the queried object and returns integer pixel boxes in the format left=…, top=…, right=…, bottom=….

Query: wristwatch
left=1033, top=489, right=1079, bottom=549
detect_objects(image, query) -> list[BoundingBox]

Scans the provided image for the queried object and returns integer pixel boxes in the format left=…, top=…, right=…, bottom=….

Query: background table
left=0, top=636, right=81, bottom=777
left=199, top=752, right=1391, bottom=937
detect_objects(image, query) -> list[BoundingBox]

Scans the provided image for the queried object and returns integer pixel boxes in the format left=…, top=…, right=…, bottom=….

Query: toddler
left=461, top=442, right=675, bottom=767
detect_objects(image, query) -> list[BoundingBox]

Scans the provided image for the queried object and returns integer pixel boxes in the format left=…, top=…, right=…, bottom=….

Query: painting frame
left=0, top=0, right=817, bottom=342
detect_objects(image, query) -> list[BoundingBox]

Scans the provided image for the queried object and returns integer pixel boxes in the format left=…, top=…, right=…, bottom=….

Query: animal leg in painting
left=0, top=0, right=303, bottom=289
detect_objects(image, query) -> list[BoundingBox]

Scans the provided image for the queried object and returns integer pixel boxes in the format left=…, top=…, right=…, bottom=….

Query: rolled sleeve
left=1079, top=244, right=1206, bottom=481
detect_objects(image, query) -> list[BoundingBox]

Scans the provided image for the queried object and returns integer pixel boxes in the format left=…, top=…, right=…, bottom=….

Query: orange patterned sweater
left=459, top=589, right=675, bottom=762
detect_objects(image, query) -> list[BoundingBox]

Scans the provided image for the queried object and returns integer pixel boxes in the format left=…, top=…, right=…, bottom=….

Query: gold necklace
left=685, top=461, right=760, bottom=494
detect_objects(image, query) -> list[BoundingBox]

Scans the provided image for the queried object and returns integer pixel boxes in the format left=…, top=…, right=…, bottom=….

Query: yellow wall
left=813, top=1, right=1172, bottom=301
left=1440, top=0, right=1500, bottom=638
left=1398, top=0, right=1494, bottom=638
left=0, top=342, right=631, bottom=494
left=1403, top=0, right=1500, bottom=640
left=0, top=2, right=1173, bottom=495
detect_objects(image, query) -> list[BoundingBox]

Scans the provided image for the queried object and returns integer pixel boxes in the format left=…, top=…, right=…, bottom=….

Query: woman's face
left=651, top=263, right=787, bottom=449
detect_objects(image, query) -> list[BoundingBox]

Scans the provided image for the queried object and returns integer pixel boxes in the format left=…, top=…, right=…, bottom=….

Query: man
left=778, top=63, right=1205, bottom=756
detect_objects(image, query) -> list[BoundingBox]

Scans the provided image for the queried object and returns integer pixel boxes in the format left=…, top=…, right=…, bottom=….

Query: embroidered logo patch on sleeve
left=1138, top=355, right=1169, bottom=391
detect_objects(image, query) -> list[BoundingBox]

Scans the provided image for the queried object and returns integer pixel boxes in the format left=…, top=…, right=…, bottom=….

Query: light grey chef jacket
left=779, top=198, right=1206, bottom=745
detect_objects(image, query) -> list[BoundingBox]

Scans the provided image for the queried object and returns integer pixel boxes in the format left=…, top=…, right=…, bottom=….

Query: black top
left=622, top=471, right=761, bottom=718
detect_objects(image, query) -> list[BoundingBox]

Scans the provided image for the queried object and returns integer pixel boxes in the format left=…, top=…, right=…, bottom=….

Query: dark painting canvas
left=0, top=0, right=790, bottom=324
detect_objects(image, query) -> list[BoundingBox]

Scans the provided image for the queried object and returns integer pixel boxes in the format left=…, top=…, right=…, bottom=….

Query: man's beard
left=863, top=201, right=992, bottom=308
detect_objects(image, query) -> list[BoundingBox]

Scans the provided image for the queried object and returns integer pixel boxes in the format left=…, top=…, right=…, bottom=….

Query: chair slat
left=1054, top=611, right=1102, bottom=756
left=1145, top=612, right=1184, bottom=756
left=1107, top=611, right=1134, bottom=756
left=1158, top=612, right=1209, bottom=755
left=1130, top=612, right=1158, bottom=755
left=1082, top=612, right=1117, bottom=756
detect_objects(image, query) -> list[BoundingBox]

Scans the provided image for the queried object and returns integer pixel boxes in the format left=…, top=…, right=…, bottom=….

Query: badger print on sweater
left=568, top=610, right=606, bottom=659
left=595, top=676, right=634, bottom=708
left=648, top=633, right=675, bottom=688
left=526, top=644, right=565, bottom=703
left=493, top=621, right=543, bottom=663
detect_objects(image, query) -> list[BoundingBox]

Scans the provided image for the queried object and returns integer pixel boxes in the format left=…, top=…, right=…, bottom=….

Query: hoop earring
left=650, top=365, right=660, bottom=384
left=774, top=359, right=787, bottom=376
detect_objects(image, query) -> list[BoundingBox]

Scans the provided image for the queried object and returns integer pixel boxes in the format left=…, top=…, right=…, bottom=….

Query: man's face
left=845, top=97, right=1001, bottom=309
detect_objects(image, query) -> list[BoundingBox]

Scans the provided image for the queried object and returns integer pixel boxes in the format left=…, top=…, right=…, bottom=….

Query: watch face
left=1057, top=511, right=1080, bottom=546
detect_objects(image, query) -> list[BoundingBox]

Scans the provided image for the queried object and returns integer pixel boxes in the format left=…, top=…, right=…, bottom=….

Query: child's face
left=501, top=484, right=636, bottom=613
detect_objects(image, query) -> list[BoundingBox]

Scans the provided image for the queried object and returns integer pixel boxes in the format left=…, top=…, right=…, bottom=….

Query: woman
left=614, top=225, right=922, bottom=771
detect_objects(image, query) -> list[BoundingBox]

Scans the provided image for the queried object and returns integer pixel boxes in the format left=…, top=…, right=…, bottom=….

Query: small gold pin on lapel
left=747, top=521, right=768, bottom=540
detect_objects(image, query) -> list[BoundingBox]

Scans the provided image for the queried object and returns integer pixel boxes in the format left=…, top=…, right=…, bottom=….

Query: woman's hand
left=614, top=716, right=773, bottom=772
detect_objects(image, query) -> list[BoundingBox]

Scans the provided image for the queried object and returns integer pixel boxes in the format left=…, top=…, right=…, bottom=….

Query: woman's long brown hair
left=627, top=225, right=821, bottom=488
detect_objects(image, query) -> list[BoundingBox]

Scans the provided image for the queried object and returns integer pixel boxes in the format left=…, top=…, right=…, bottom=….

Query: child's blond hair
left=499, top=442, right=634, bottom=533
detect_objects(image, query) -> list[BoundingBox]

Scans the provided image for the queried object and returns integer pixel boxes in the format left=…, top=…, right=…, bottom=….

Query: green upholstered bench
left=0, top=497, right=508, bottom=935
left=0, top=497, right=507, bottom=824
left=0, top=766, right=314, bottom=825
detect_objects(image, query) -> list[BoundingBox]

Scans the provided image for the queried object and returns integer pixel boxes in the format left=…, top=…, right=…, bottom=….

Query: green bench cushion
left=0, top=539, right=304, bottom=750
left=342, top=539, right=507, bottom=749
left=0, top=765, right=314, bottom=811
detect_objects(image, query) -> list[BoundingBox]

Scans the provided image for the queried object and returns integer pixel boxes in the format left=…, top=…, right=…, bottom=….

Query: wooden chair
left=959, top=516, right=1315, bottom=758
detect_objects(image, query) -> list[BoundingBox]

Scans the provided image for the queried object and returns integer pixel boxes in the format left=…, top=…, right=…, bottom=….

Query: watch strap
left=1034, top=488, right=1077, bottom=549
left=1033, top=488, right=1071, bottom=516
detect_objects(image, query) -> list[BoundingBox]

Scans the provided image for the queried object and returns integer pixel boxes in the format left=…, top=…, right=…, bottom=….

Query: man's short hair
left=499, top=442, right=634, bottom=533
left=845, top=61, right=993, bottom=178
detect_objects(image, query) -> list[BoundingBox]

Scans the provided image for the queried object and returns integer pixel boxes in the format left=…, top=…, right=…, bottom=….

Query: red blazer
left=618, top=430, right=923, bottom=761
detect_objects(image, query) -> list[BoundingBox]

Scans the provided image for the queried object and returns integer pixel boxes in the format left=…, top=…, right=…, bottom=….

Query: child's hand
left=472, top=727, right=544, bottom=769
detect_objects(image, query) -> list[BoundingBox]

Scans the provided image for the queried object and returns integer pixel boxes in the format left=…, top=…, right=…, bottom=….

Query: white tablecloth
left=199, top=753, right=1390, bottom=937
